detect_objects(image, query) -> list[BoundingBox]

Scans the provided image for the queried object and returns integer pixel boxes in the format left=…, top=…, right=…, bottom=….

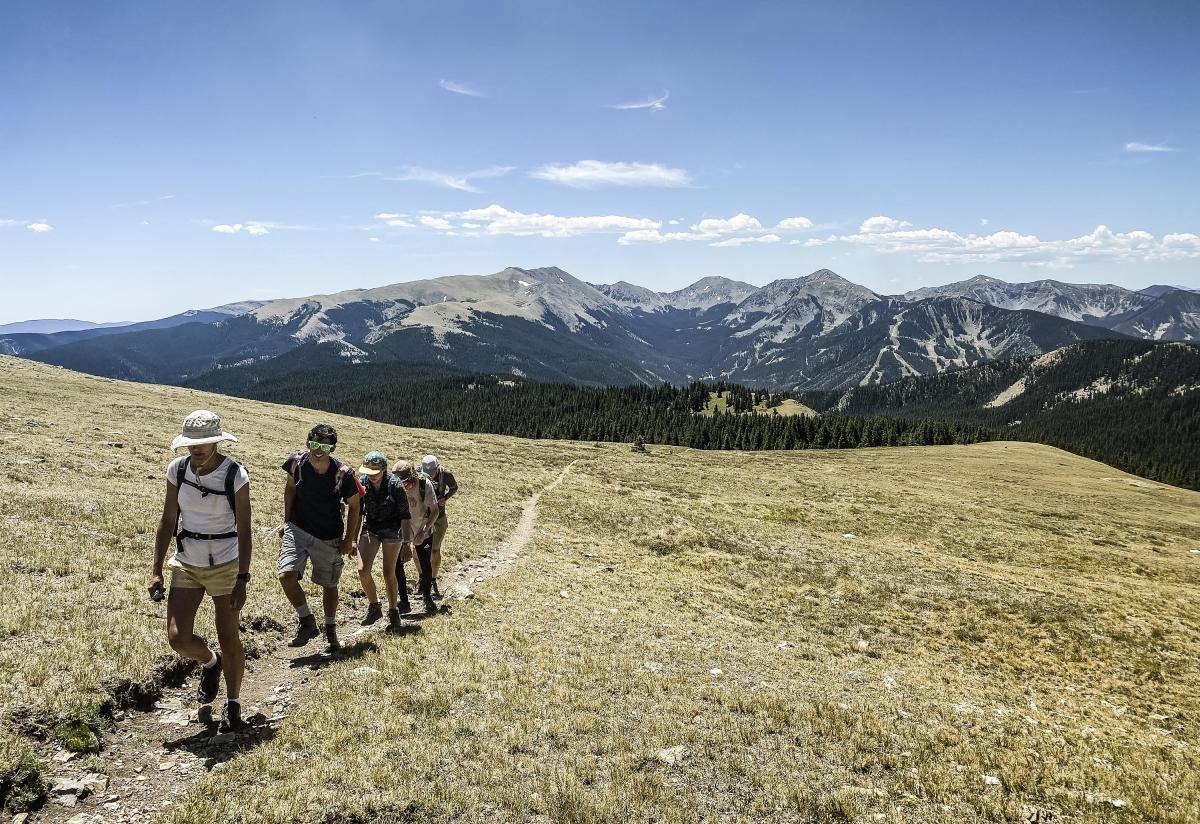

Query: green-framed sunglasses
left=307, top=440, right=335, bottom=452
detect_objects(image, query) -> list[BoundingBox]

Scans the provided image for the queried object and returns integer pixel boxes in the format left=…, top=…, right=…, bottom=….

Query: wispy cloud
left=110, top=194, right=176, bottom=209
left=607, top=89, right=668, bottom=111
left=531, top=160, right=691, bottom=188
left=27, top=222, right=54, bottom=233
left=385, top=165, right=514, bottom=193
left=439, top=79, right=486, bottom=98
left=1124, top=142, right=1179, bottom=153
left=0, top=219, right=20, bottom=227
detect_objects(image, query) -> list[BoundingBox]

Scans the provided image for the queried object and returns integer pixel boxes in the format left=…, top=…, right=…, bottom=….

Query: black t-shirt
left=283, top=455, right=361, bottom=541
left=361, top=474, right=411, bottom=531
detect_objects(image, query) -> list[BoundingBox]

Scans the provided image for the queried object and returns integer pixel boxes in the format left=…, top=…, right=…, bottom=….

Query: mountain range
left=6, top=267, right=1196, bottom=391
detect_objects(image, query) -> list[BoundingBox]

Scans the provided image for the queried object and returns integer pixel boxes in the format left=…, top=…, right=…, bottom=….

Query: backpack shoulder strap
left=223, top=459, right=241, bottom=513
left=176, top=456, right=192, bottom=489
left=288, top=452, right=307, bottom=485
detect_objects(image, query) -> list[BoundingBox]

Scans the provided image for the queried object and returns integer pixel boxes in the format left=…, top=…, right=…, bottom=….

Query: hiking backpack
left=173, top=456, right=242, bottom=565
left=287, top=451, right=366, bottom=499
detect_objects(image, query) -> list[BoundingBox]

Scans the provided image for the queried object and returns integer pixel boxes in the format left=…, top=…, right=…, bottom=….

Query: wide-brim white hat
left=170, top=409, right=239, bottom=451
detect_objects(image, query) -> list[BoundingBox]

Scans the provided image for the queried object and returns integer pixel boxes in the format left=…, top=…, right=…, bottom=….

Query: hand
left=148, top=572, right=165, bottom=602
left=400, top=542, right=413, bottom=563
left=276, top=523, right=286, bottom=539
left=339, top=537, right=355, bottom=556
left=231, top=580, right=247, bottom=611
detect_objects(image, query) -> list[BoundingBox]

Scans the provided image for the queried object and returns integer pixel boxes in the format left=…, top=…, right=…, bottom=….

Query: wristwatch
left=236, top=572, right=251, bottom=583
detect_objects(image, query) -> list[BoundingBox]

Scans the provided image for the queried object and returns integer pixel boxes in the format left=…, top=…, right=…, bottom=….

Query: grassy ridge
left=2, top=357, right=1199, bottom=822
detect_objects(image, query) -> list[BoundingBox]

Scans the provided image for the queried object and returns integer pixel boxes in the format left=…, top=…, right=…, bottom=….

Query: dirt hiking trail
left=29, top=461, right=577, bottom=824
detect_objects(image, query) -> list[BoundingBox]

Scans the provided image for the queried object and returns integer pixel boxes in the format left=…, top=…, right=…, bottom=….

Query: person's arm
left=278, top=473, right=296, bottom=537
left=150, top=479, right=179, bottom=599
left=438, top=472, right=458, bottom=506
left=341, top=493, right=362, bottom=555
left=231, top=481, right=252, bottom=611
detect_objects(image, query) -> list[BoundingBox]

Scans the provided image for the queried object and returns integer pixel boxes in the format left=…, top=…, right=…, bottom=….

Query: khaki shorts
left=431, top=513, right=448, bottom=541
left=168, top=556, right=238, bottom=597
left=279, top=523, right=344, bottom=588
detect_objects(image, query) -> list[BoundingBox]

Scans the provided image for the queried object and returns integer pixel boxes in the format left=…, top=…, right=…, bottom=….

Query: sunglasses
left=397, top=474, right=416, bottom=484
left=307, top=440, right=335, bottom=452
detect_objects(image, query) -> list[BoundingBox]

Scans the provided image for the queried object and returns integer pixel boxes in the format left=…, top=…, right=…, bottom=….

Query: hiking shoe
left=361, top=602, right=383, bottom=626
left=431, top=578, right=441, bottom=599
left=324, top=623, right=341, bottom=653
left=399, top=598, right=411, bottom=615
left=197, top=652, right=222, bottom=704
left=218, top=701, right=245, bottom=733
left=288, top=615, right=320, bottom=647
left=387, top=607, right=402, bottom=630
left=424, top=595, right=437, bottom=615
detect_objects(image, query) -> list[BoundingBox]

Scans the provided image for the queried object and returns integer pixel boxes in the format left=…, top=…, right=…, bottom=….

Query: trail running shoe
left=399, top=598, right=411, bottom=615
left=361, top=602, right=383, bottom=626
left=197, top=651, right=222, bottom=704
left=424, top=595, right=437, bottom=615
left=325, top=623, right=341, bottom=653
left=431, top=578, right=441, bottom=599
left=218, top=701, right=245, bottom=733
left=288, top=615, right=320, bottom=647
left=387, top=607, right=402, bottom=631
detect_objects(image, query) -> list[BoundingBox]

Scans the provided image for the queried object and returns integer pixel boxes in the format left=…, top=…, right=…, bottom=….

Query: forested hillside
left=234, top=365, right=995, bottom=451
left=804, top=340, right=1200, bottom=489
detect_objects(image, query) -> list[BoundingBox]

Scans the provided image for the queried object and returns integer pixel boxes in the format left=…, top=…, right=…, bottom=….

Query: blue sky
left=2, top=0, right=1198, bottom=323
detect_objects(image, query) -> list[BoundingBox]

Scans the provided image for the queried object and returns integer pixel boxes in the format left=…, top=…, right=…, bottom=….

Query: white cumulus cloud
left=530, top=160, right=691, bottom=188
left=710, top=234, right=781, bottom=247
left=26, top=222, right=54, bottom=233
left=418, top=204, right=660, bottom=239
left=835, top=215, right=1200, bottom=265
left=375, top=212, right=416, bottom=228
left=211, top=222, right=272, bottom=236
left=775, top=216, right=814, bottom=231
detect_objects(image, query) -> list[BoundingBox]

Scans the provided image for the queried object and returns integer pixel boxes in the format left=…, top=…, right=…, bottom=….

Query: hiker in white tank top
left=150, top=410, right=253, bottom=733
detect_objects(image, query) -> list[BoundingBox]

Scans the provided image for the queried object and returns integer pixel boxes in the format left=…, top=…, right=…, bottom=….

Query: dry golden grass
left=702, top=391, right=815, bottom=418
left=2, top=356, right=1199, bottom=822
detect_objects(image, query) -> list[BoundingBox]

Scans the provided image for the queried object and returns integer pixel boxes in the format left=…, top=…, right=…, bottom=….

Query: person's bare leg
left=278, top=571, right=308, bottom=609
left=430, top=522, right=445, bottom=579
left=211, top=594, right=244, bottom=700
left=381, top=543, right=400, bottom=609
left=167, top=587, right=211, bottom=662
left=356, top=534, right=379, bottom=604
left=322, top=585, right=339, bottom=620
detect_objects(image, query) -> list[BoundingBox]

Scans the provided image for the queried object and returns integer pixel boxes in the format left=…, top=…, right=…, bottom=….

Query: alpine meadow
left=2, top=358, right=1199, bottom=823
left=5, top=3, right=1200, bottom=824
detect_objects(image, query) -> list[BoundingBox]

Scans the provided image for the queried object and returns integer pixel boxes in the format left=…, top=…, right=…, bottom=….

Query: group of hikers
left=147, top=410, right=458, bottom=732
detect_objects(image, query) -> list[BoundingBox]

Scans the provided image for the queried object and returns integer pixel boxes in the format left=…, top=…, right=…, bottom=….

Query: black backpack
left=176, top=455, right=240, bottom=512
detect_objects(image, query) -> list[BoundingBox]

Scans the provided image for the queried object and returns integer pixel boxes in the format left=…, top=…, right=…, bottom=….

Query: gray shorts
left=279, top=524, right=344, bottom=587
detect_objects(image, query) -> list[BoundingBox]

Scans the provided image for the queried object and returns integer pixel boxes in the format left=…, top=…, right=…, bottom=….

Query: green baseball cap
left=358, top=451, right=388, bottom=476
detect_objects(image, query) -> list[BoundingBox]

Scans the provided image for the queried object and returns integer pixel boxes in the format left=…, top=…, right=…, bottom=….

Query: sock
left=202, top=650, right=219, bottom=669
left=296, top=604, right=311, bottom=619
left=227, top=698, right=240, bottom=706
left=324, top=615, right=336, bottom=626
